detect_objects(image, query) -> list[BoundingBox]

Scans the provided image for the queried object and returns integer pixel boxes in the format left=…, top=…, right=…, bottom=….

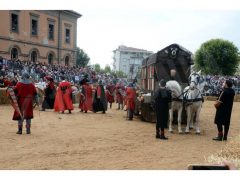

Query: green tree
left=104, top=64, right=111, bottom=74
left=194, top=39, right=239, bottom=75
left=76, top=47, right=90, bottom=67
left=94, top=63, right=101, bottom=73
left=115, top=70, right=127, bottom=78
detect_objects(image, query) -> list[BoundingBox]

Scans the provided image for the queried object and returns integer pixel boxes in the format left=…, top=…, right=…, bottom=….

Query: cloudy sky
left=2, top=0, right=240, bottom=68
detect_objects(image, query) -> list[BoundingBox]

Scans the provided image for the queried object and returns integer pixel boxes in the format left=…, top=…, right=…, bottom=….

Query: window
left=11, top=48, right=18, bottom=60
left=48, top=24, right=54, bottom=40
left=11, top=14, right=18, bottom=32
left=65, top=56, right=69, bottom=66
left=31, top=51, right=38, bottom=62
left=65, top=29, right=70, bottom=43
left=48, top=53, right=53, bottom=64
left=31, top=19, right=38, bottom=36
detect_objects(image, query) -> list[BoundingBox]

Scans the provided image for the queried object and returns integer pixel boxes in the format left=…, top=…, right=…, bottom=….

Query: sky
left=1, top=0, right=240, bottom=68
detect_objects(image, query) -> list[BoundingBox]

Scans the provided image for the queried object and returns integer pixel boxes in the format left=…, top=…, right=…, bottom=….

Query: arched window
left=31, top=51, right=38, bottom=63
left=48, top=53, right=53, bottom=65
left=65, top=56, right=69, bottom=66
left=11, top=48, right=18, bottom=60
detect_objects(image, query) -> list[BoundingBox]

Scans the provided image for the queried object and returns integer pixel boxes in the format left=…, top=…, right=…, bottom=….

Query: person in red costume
left=105, top=81, right=115, bottom=109
left=79, top=78, right=93, bottom=113
left=54, top=76, right=74, bottom=114
left=13, top=72, right=38, bottom=134
left=115, top=82, right=125, bottom=110
left=125, top=83, right=136, bottom=120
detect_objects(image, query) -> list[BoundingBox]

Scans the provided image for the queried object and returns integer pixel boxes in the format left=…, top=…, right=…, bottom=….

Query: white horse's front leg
left=168, top=109, right=173, bottom=133
left=185, top=107, right=191, bottom=133
left=178, top=106, right=183, bottom=133
left=195, top=106, right=202, bottom=134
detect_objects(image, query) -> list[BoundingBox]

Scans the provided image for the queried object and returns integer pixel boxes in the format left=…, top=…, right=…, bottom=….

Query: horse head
left=189, top=71, right=201, bottom=90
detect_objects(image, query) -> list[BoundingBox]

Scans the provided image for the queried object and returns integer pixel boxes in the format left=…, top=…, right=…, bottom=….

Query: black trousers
left=217, top=124, right=229, bottom=137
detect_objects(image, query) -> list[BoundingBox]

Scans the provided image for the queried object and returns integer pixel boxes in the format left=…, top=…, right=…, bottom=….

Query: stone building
left=0, top=10, right=81, bottom=66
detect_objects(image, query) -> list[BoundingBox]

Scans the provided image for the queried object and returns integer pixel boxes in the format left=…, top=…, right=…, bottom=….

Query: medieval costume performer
left=152, top=79, right=172, bottom=140
left=12, top=72, right=38, bottom=134
left=115, top=82, right=125, bottom=110
left=126, top=83, right=136, bottom=120
left=79, top=78, right=93, bottom=113
left=54, top=76, right=74, bottom=114
left=213, top=80, right=235, bottom=141
left=93, top=80, right=107, bottom=113
left=41, top=76, right=56, bottom=111
left=105, top=82, right=115, bottom=109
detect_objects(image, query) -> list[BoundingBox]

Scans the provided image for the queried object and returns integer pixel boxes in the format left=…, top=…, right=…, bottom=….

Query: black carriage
left=140, top=44, right=194, bottom=122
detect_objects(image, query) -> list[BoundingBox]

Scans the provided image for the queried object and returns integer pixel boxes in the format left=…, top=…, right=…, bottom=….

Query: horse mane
left=166, top=80, right=182, bottom=97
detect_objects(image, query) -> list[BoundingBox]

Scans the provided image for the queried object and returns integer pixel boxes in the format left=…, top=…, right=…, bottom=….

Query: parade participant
left=3, top=76, right=13, bottom=87
left=41, top=76, right=56, bottom=111
left=125, top=83, right=136, bottom=120
left=152, top=79, right=172, bottom=140
left=12, top=72, right=38, bottom=134
left=93, top=80, right=107, bottom=113
left=105, top=81, right=115, bottom=109
left=213, top=80, right=235, bottom=141
left=115, top=82, right=124, bottom=110
left=79, top=78, right=93, bottom=113
left=54, top=76, right=74, bottom=114
left=0, top=75, right=4, bottom=88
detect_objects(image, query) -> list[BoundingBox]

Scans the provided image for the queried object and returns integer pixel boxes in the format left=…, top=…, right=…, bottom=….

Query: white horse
left=183, top=71, right=206, bottom=134
left=166, top=80, right=184, bottom=133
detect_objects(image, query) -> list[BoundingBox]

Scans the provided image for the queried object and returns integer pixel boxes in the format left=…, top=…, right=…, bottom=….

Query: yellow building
left=0, top=10, right=81, bottom=66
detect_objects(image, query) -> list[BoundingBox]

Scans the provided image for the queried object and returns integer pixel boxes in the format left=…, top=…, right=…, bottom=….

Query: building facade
left=113, top=45, right=153, bottom=79
left=0, top=10, right=81, bottom=66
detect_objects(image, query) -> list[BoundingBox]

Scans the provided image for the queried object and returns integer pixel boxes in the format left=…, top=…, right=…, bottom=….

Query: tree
left=94, top=63, right=101, bottom=73
left=104, top=64, right=111, bottom=74
left=76, top=47, right=90, bottom=67
left=115, top=70, right=127, bottom=78
left=194, top=39, right=239, bottom=75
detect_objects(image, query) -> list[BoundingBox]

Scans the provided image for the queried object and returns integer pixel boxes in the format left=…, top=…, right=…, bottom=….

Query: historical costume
left=125, top=83, right=136, bottom=120
left=54, top=77, right=74, bottom=114
left=12, top=72, right=38, bottom=134
left=93, top=80, right=107, bottom=113
left=105, top=82, right=115, bottom=109
left=213, top=80, right=235, bottom=141
left=152, top=79, right=172, bottom=140
left=41, top=76, right=56, bottom=111
left=79, top=78, right=93, bottom=113
left=115, top=82, right=125, bottom=110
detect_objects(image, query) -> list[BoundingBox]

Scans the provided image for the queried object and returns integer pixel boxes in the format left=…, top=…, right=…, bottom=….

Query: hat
left=159, top=79, right=166, bottom=87
left=45, top=76, right=53, bottom=82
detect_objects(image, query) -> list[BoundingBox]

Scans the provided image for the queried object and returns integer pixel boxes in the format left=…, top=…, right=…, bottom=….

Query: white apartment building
left=113, top=45, right=153, bottom=79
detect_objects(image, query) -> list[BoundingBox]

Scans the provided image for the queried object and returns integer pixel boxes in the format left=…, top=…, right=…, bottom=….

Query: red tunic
left=126, top=87, right=136, bottom=111
left=106, top=85, right=115, bottom=103
left=12, top=82, right=37, bottom=120
left=54, top=81, right=74, bottom=112
left=79, top=83, right=93, bottom=111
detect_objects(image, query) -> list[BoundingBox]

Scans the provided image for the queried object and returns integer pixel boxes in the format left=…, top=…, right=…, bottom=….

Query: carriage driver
left=152, top=79, right=172, bottom=140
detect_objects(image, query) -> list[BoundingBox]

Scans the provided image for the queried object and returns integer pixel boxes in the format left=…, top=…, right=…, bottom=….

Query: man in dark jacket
left=153, top=79, right=172, bottom=140
left=213, top=80, right=235, bottom=141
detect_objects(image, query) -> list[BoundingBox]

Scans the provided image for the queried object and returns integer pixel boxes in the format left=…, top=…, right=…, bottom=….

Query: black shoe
left=212, top=136, right=223, bottom=141
left=69, top=110, right=71, bottom=114
left=128, top=118, right=132, bottom=121
left=160, top=135, right=168, bottom=140
left=223, top=136, right=227, bottom=141
left=102, top=111, right=106, bottom=114
left=156, top=134, right=160, bottom=139
left=16, top=129, right=22, bottom=134
left=85, top=111, right=87, bottom=113
left=26, top=128, right=31, bottom=134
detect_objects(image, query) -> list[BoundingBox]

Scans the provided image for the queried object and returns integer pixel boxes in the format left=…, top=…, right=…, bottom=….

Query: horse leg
left=178, top=106, right=183, bottom=133
left=195, top=107, right=201, bottom=134
left=168, top=109, right=173, bottom=133
left=189, top=112, right=194, bottom=129
left=185, top=106, right=191, bottom=133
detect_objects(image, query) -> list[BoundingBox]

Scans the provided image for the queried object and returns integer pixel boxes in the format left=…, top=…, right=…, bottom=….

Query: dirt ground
left=0, top=101, right=239, bottom=170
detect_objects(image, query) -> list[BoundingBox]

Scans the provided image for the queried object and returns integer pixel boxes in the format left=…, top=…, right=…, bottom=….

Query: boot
left=68, top=110, right=71, bottom=114
left=16, top=125, right=22, bottom=134
left=26, top=124, right=31, bottom=134
left=160, top=129, right=168, bottom=140
left=156, top=128, right=160, bottom=139
left=223, top=135, right=227, bottom=141
left=212, top=132, right=223, bottom=141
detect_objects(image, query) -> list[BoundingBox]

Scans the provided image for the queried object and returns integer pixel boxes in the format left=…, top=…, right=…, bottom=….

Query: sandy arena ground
left=0, top=101, right=239, bottom=170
